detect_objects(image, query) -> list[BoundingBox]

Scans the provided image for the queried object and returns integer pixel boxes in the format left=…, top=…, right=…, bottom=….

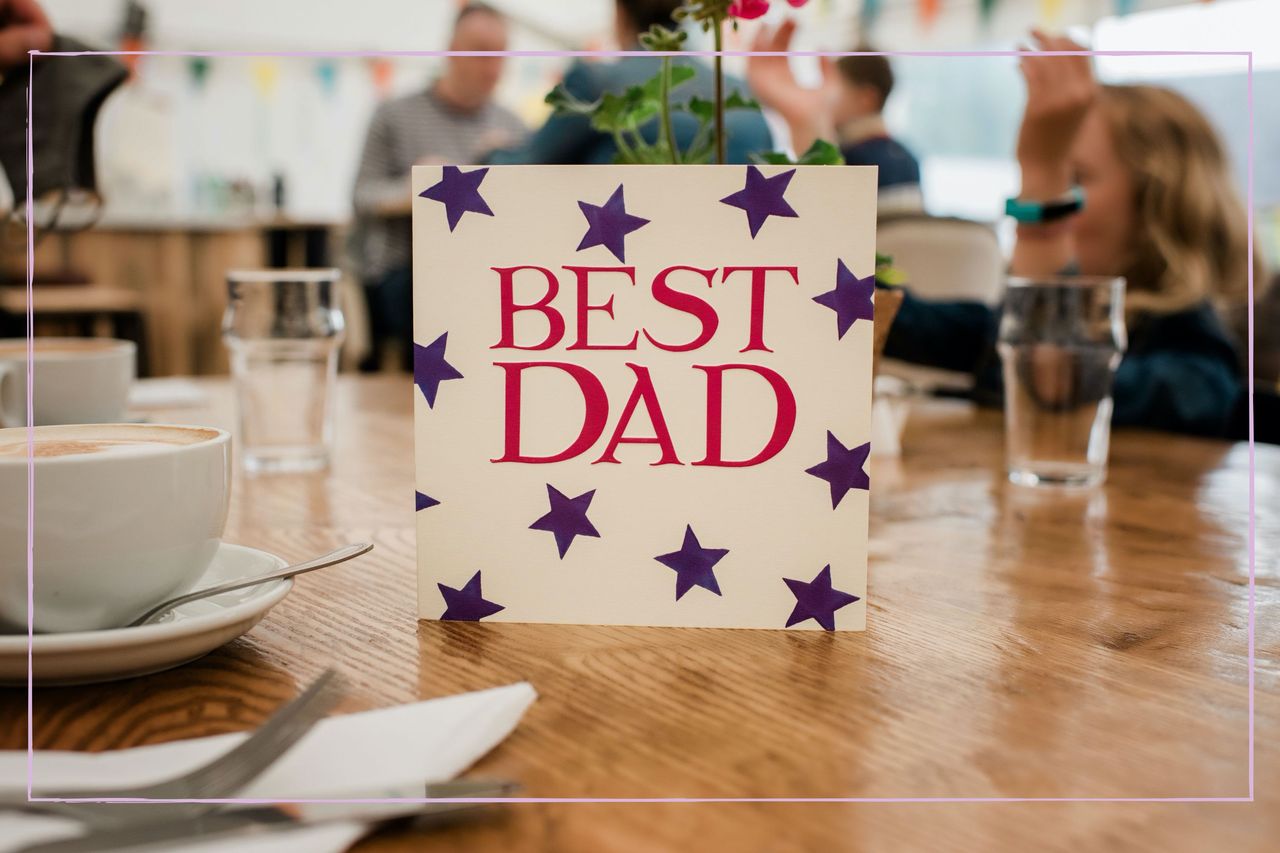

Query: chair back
left=877, top=214, right=1004, bottom=304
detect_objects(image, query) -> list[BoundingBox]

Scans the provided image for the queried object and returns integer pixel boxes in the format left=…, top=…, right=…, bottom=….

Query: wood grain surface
left=3, top=375, right=1276, bottom=852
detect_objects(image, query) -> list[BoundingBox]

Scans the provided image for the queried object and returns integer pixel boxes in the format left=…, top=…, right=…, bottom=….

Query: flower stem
left=713, top=20, right=725, bottom=165
left=661, top=56, right=680, bottom=163
left=613, top=130, right=639, bottom=163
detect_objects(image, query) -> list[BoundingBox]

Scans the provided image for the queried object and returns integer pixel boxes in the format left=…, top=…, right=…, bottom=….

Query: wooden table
left=4, top=376, right=1277, bottom=851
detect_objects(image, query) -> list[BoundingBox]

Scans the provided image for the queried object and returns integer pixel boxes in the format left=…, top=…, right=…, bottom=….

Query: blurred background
left=0, top=0, right=1274, bottom=378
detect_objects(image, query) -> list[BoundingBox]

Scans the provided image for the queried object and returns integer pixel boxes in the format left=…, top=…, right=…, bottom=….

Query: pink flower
left=787, top=0, right=809, bottom=6
left=728, top=0, right=770, bottom=20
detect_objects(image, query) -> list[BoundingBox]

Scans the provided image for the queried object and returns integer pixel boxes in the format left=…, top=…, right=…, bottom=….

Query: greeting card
left=413, top=165, right=876, bottom=630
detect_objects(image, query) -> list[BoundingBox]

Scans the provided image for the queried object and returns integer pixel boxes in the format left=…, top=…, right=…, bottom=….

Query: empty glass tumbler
left=222, top=269, right=345, bottom=473
left=997, top=276, right=1127, bottom=488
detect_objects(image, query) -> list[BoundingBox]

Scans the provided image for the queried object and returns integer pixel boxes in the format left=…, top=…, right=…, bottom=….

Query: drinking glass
left=222, top=269, right=345, bottom=473
left=997, top=276, right=1126, bottom=487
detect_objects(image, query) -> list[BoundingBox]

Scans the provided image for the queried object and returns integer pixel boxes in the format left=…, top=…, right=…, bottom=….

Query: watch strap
left=1005, top=186, right=1085, bottom=223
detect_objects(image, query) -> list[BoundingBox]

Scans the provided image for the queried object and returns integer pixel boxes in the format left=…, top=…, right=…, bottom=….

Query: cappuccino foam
left=0, top=425, right=220, bottom=459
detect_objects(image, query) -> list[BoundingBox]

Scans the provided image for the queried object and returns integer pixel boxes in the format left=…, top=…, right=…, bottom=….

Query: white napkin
left=127, top=379, right=211, bottom=410
left=0, top=682, right=537, bottom=853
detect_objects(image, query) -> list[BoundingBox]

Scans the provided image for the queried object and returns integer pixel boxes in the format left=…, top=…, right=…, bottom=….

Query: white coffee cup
left=0, top=423, right=231, bottom=633
left=0, top=338, right=136, bottom=428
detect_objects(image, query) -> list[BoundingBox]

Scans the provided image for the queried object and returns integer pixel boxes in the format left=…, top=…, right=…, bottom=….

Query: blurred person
left=0, top=0, right=125, bottom=234
left=881, top=32, right=1258, bottom=439
left=0, top=0, right=51, bottom=70
left=1260, top=272, right=1280, bottom=386
left=487, top=0, right=773, bottom=165
left=0, top=0, right=52, bottom=208
left=832, top=51, right=920, bottom=192
left=351, top=2, right=525, bottom=370
left=746, top=22, right=919, bottom=194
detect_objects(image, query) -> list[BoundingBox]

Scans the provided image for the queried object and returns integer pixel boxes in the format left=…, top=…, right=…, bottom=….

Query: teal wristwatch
left=1005, top=186, right=1085, bottom=223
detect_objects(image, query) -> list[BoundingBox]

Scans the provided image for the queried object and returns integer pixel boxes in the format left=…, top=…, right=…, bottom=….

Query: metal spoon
left=126, top=542, right=374, bottom=628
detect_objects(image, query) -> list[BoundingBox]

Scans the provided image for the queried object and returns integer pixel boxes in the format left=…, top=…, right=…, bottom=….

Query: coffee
left=0, top=338, right=137, bottom=428
left=0, top=425, right=219, bottom=458
left=0, top=422, right=232, bottom=632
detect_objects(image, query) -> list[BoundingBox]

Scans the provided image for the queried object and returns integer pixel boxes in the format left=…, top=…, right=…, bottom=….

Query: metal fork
left=13, top=779, right=521, bottom=853
left=3, top=668, right=344, bottom=828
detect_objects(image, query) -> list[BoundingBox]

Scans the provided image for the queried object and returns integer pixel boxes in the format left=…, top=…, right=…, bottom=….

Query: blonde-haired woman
left=883, top=32, right=1253, bottom=437
left=1012, top=36, right=1253, bottom=310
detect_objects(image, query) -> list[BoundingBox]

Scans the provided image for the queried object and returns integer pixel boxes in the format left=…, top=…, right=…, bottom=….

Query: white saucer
left=0, top=544, right=291, bottom=686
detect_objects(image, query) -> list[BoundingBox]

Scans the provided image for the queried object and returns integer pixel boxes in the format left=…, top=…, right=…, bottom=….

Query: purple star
left=813, top=259, right=875, bottom=339
left=805, top=431, right=871, bottom=509
left=654, top=525, right=730, bottom=600
left=577, top=184, right=649, bottom=262
left=438, top=571, right=504, bottom=621
left=416, top=491, right=440, bottom=511
left=783, top=565, right=860, bottom=631
left=420, top=166, right=493, bottom=231
left=719, top=166, right=798, bottom=238
left=530, top=485, right=600, bottom=559
left=413, top=332, right=463, bottom=408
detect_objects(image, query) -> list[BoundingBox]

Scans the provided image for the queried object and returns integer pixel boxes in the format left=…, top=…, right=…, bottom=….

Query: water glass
left=222, top=269, right=345, bottom=473
left=997, top=276, right=1126, bottom=487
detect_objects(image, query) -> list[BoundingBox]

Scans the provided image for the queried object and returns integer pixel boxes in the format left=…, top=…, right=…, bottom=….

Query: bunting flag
left=1039, top=0, right=1065, bottom=25
left=861, top=0, right=884, bottom=31
left=369, top=57, right=395, bottom=99
left=188, top=56, right=211, bottom=92
left=315, top=59, right=338, bottom=98
left=119, top=34, right=144, bottom=79
left=118, top=0, right=147, bottom=79
left=249, top=59, right=280, bottom=100
left=918, top=0, right=941, bottom=28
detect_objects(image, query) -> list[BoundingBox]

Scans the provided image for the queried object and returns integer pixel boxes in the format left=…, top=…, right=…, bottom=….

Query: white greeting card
left=413, top=164, right=876, bottom=630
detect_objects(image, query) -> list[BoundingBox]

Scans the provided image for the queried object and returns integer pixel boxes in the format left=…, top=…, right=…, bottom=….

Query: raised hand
left=744, top=19, right=835, bottom=154
left=1016, top=29, right=1097, bottom=199
left=1010, top=30, right=1097, bottom=276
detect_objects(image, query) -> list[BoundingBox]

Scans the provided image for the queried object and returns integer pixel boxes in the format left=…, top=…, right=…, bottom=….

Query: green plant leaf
left=670, top=64, right=696, bottom=89
left=545, top=84, right=599, bottom=116
left=641, top=64, right=696, bottom=102
left=749, top=151, right=797, bottom=165
left=681, top=110, right=715, bottom=164
left=640, top=73, right=662, bottom=102
left=749, top=138, right=845, bottom=167
left=624, top=84, right=661, bottom=127
left=684, top=95, right=715, bottom=122
left=723, top=90, right=760, bottom=112
left=590, top=91, right=630, bottom=133
left=795, top=138, right=846, bottom=166
left=591, top=85, right=659, bottom=134
left=875, top=252, right=906, bottom=286
left=875, top=267, right=906, bottom=287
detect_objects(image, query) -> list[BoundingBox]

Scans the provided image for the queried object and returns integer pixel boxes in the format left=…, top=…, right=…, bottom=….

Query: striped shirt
left=351, top=86, right=526, bottom=281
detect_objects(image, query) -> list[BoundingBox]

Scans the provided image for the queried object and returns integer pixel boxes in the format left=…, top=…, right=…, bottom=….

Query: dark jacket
left=487, top=57, right=773, bottom=166
left=882, top=288, right=1242, bottom=438
left=841, top=136, right=920, bottom=190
